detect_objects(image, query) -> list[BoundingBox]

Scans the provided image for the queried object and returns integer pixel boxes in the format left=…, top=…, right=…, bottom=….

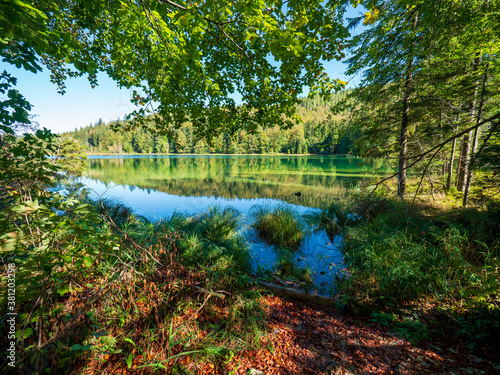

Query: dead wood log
left=258, top=281, right=341, bottom=307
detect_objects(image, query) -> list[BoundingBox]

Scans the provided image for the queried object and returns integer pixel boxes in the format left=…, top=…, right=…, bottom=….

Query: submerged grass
left=304, top=201, right=353, bottom=241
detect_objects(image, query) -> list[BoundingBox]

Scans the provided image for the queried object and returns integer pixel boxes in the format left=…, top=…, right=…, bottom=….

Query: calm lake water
left=78, top=155, right=390, bottom=294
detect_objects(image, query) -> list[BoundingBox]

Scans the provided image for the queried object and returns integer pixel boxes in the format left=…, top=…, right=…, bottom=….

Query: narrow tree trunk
left=446, top=116, right=459, bottom=190
left=456, top=132, right=471, bottom=191
left=398, top=14, right=418, bottom=198
left=463, top=62, right=488, bottom=206
left=457, top=56, right=481, bottom=192
left=446, top=137, right=457, bottom=190
left=398, top=81, right=411, bottom=198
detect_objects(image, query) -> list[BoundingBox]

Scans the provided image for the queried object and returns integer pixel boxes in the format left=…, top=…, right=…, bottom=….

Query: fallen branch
left=194, top=286, right=226, bottom=299
left=272, top=274, right=290, bottom=287
left=258, top=281, right=341, bottom=307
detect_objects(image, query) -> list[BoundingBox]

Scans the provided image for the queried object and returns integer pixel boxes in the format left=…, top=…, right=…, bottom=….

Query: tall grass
left=0, top=198, right=264, bottom=374
left=171, top=206, right=252, bottom=280
left=339, top=204, right=500, bottom=303
left=337, top=201, right=500, bottom=349
left=192, top=205, right=241, bottom=243
left=251, top=204, right=306, bottom=251
left=304, top=202, right=353, bottom=241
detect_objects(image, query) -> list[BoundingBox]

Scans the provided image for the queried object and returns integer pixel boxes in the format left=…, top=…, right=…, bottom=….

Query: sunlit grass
left=340, top=202, right=500, bottom=303
left=250, top=203, right=306, bottom=251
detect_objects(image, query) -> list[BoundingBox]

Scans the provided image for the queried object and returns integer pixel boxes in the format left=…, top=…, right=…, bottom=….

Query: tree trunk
left=398, top=73, right=411, bottom=198
left=456, top=132, right=471, bottom=191
left=398, top=13, right=418, bottom=198
left=463, top=62, right=488, bottom=206
left=446, top=118, right=459, bottom=190
left=457, top=56, right=481, bottom=192
left=258, top=281, right=341, bottom=306
left=446, top=138, right=456, bottom=190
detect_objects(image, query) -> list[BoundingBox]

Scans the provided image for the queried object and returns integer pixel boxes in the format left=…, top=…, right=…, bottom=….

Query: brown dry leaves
left=198, top=296, right=497, bottom=375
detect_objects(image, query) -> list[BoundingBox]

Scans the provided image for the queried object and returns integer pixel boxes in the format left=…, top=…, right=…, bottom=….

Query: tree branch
left=155, top=0, right=255, bottom=67
left=408, top=112, right=500, bottom=160
left=365, top=112, right=500, bottom=199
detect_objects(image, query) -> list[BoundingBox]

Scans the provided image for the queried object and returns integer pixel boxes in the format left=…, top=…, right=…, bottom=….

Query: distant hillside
left=64, top=91, right=355, bottom=155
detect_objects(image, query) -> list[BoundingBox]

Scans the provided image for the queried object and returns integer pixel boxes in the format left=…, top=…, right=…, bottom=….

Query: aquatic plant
left=304, top=202, right=353, bottom=241
left=192, top=205, right=241, bottom=243
left=251, top=204, right=306, bottom=251
left=169, top=206, right=252, bottom=276
left=274, top=247, right=313, bottom=285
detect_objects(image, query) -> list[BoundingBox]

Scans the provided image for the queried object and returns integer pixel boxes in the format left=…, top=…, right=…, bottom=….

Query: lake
left=78, top=155, right=390, bottom=294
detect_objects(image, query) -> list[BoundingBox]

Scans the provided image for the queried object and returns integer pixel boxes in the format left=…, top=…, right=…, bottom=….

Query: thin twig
left=411, top=144, right=444, bottom=207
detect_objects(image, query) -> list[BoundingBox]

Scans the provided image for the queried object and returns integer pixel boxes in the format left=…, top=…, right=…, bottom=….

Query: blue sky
left=1, top=7, right=365, bottom=134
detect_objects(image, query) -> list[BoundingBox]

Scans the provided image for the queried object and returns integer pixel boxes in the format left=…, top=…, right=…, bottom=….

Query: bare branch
left=158, top=0, right=187, bottom=11
left=408, top=112, right=500, bottom=160
left=365, top=112, right=500, bottom=200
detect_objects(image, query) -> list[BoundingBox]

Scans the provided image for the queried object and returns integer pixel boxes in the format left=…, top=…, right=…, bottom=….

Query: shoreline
left=85, top=152, right=354, bottom=157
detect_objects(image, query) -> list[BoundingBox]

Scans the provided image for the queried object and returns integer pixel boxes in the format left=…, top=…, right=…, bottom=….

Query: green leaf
left=83, top=256, right=93, bottom=268
left=16, top=327, right=33, bottom=339
left=123, top=338, right=136, bottom=346
left=126, top=353, right=133, bottom=368
left=57, top=286, right=69, bottom=296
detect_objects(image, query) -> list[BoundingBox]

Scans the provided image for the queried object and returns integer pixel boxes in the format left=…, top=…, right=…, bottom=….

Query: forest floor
left=195, top=295, right=499, bottom=375
left=93, top=293, right=500, bottom=375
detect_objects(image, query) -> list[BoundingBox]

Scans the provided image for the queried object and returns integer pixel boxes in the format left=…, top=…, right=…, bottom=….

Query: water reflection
left=79, top=155, right=390, bottom=294
left=84, top=155, right=390, bottom=208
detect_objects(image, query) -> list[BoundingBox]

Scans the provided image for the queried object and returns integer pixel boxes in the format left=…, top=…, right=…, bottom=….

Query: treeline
left=65, top=92, right=353, bottom=155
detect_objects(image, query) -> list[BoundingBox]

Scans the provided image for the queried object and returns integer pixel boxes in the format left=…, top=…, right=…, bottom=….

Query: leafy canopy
left=1, top=0, right=350, bottom=138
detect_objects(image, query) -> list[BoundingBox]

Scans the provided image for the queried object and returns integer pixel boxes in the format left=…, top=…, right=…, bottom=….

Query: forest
left=65, top=93, right=351, bottom=155
left=1, top=0, right=500, bottom=374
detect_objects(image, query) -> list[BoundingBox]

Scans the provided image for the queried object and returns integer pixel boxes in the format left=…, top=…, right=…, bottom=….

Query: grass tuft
left=250, top=203, right=306, bottom=251
left=304, top=201, right=353, bottom=241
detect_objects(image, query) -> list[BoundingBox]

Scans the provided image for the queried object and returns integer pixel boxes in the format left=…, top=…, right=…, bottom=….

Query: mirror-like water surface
left=79, top=155, right=391, bottom=293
